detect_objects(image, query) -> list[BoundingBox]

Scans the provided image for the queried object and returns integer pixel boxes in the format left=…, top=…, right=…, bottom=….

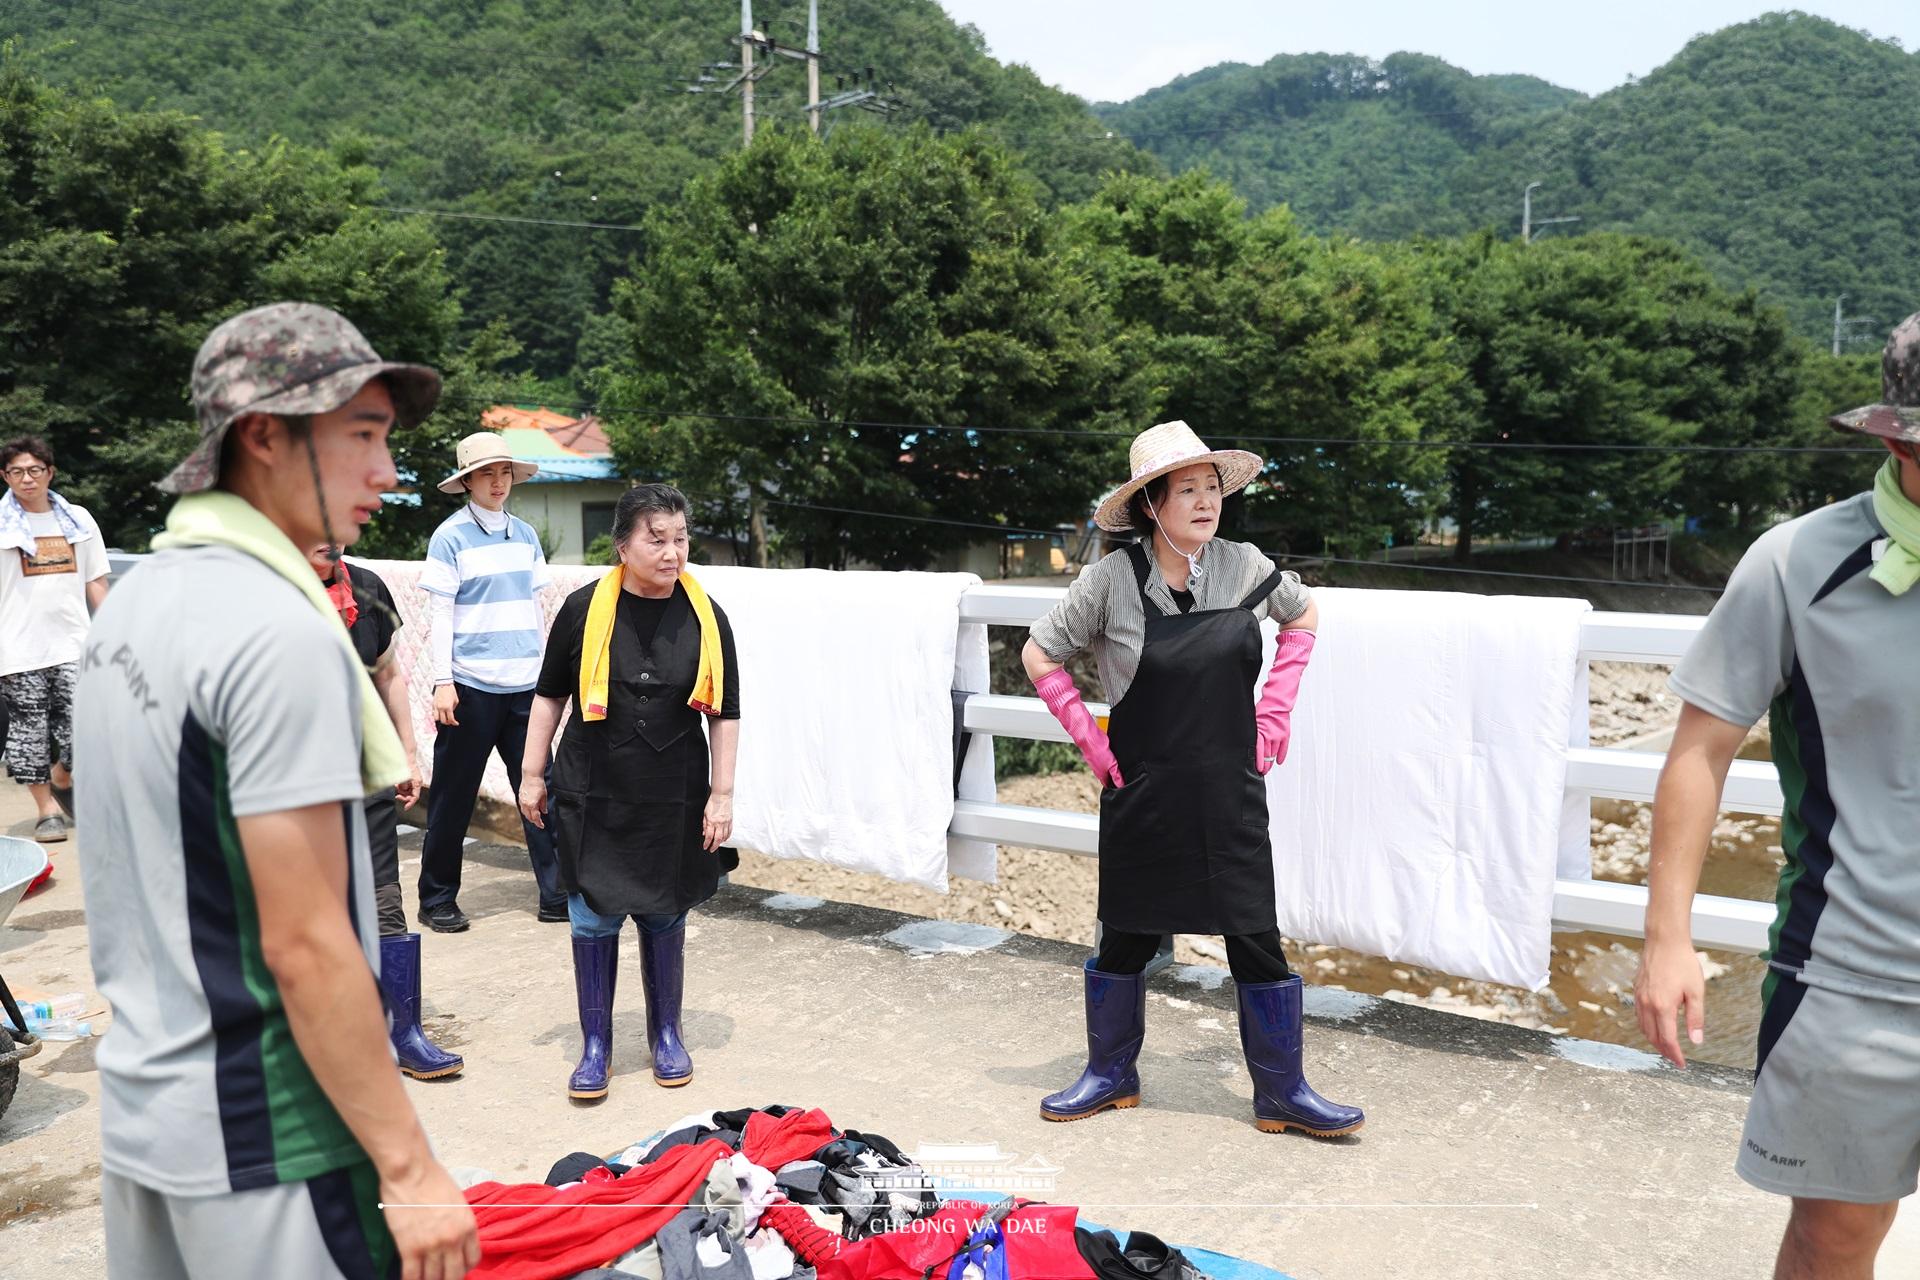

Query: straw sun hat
left=437, top=430, right=540, bottom=495
left=1092, top=420, right=1264, bottom=533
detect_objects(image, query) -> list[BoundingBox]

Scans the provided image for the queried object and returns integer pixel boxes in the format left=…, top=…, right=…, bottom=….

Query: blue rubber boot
left=568, top=934, right=618, bottom=1100
left=1040, top=960, right=1146, bottom=1121
left=640, top=923, right=693, bottom=1087
left=379, top=934, right=464, bottom=1080
left=1236, top=976, right=1364, bottom=1137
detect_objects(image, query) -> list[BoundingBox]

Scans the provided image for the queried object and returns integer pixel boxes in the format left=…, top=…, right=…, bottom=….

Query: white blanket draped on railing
left=1261, top=588, right=1591, bottom=991
left=355, top=560, right=995, bottom=892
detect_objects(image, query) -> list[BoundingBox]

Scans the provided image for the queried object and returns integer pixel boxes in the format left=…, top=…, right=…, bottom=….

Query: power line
left=684, top=491, right=1064, bottom=539
left=673, top=488, right=1726, bottom=594
left=370, top=205, right=647, bottom=234
left=1279, top=553, right=1723, bottom=595
left=440, top=394, right=1880, bottom=457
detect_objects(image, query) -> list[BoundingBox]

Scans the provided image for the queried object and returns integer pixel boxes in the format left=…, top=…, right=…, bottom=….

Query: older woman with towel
left=519, top=483, right=741, bottom=1100
left=1023, top=420, right=1362, bottom=1137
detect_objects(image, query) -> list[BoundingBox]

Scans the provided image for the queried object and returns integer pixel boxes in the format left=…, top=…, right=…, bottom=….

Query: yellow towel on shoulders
left=580, top=567, right=726, bottom=720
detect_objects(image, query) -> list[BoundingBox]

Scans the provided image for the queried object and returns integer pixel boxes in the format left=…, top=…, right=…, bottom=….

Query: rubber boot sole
left=568, top=1084, right=609, bottom=1100
left=1255, top=1115, right=1365, bottom=1138
left=399, top=1061, right=464, bottom=1081
left=1040, top=1093, right=1139, bottom=1122
left=653, top=1070, right=693, bottom=1088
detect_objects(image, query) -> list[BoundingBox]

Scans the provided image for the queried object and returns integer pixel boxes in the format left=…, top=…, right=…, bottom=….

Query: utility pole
left=683, top=1, right=895, bottom=142
left=1833, top=294, right=1847, bottom=357
left=1521, top=181, right=1580, bottom=243
left=807, top=0, right=822, bottom=135
left=740, top=0, right=755, bottom=147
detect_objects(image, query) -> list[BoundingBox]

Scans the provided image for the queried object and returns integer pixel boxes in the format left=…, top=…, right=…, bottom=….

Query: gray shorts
left=103, top=1164, right=395, bottom=1279
left=1740, top=979, right=1920, bottom=1204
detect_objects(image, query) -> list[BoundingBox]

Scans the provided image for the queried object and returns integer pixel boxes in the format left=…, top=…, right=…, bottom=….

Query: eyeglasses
left=3, top=465, right=49, bottom=480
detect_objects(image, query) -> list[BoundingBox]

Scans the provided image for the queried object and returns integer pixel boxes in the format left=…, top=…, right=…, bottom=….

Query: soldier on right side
left=1635, top=312, right=1920, bottom=1280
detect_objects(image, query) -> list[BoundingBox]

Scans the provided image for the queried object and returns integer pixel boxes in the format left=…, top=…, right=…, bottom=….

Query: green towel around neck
left=152, top=491, right=409, bottom=792
left=1870, top=457, right=1920, bottom=597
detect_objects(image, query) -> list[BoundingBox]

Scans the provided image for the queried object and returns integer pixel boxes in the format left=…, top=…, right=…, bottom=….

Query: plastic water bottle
left=7, top=994, right=93, bottom=1039
left=33, top=1017, right=92, bottom=1041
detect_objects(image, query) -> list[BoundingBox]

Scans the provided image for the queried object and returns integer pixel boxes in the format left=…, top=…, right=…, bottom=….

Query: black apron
left=550, top=589, right=737, bottom=917
left=1096, top=542, right=1284, bottom=936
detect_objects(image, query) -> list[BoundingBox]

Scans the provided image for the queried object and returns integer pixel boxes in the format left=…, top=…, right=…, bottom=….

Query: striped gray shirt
left=1030, top=538, right=1310, bottom=704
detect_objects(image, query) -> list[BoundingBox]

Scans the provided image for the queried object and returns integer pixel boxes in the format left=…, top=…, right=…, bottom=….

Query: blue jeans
left=567, top=895, right=687, bottom=940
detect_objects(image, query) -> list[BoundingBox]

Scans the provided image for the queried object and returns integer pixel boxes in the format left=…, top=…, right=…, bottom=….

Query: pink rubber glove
left=1032, top=667, right=1124, bottom=788
left=1255, top=629, right=1315, bottom=775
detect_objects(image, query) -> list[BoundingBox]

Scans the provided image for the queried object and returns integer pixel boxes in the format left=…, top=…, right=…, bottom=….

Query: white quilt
left=1261, top=588, right=1590, bottom=990
left=355, top=559, right=993, bottom=891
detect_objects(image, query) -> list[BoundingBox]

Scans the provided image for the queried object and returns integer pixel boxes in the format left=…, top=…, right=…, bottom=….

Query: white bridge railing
left=105, top=556, right=1769, bottom=954
left=954, top=585, right=1776, bottom=956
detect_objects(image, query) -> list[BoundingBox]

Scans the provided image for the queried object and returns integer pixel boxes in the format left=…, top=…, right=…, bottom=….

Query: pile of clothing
left=458, top=1104, right=1287, bottom=1280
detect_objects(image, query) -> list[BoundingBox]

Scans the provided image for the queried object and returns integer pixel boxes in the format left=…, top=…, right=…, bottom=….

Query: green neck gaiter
left=1869, top=457, right=1920, bottom=596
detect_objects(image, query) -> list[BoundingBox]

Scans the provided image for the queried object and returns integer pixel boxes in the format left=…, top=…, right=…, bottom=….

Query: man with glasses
left=0, top=435, right=109, bottom=841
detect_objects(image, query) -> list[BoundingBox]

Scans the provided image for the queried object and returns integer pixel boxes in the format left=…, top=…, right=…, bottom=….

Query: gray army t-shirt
left=73, top=546, right=378, bottom=1196
left=1670, top=491, right=1920, bottom=1002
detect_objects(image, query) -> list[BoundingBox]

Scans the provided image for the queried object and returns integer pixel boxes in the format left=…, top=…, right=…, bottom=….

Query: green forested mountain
left=4, top=0, right=1154, bottom=379
left=1097, top=11, right=1920, bottom=342
left=1096, top=52, right=1583, bottom=239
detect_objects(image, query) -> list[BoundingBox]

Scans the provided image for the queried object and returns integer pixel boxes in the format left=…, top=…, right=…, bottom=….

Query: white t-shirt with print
left=0, top=505, right=110, bottom=677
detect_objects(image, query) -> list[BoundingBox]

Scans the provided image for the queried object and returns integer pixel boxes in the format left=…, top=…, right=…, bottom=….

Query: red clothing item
left=324, top=559, right=358, bottom=627
left=741, top=1106, right=837, bottom=1169
left=465, top=1138, right=734, bottom=1280
left=820, top=1201, right=1093, bottom=1280
left=761, top=1200, right=844, bottom=1267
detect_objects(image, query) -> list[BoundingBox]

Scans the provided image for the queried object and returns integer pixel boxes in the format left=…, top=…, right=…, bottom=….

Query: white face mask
left=1144, top=490, right=1204, bottom=585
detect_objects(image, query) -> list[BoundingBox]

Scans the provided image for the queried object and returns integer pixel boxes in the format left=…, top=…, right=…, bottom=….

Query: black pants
left=364, top=787, right=406, bottom=937
left=1096, top=928, right=1292, bottom=984
left=418, top=684, right=562, bottom=912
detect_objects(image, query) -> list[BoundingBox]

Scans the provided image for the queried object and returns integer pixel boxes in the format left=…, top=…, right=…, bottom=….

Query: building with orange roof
left=483, top=405, right=629, bottom=564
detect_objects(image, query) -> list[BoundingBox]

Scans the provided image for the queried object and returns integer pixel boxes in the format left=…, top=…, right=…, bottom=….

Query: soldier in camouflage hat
left=72, top=304, right=480, bottom=1280
left=1829, top=309, right=1920, bottom=444
left=1635, top=310, right=1920, bottom=1278
left=163, top=301, right=441, bottom=494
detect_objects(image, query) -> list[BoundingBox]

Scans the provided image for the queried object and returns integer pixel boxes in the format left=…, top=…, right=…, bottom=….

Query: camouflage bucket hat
left=1830, top=310, right=1920, bottom=444
left=161, top=301, right=443, bottom=494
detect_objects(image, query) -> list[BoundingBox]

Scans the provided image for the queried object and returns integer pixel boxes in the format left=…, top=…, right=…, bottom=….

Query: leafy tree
left=1786, top=349, right=1885, bottom=512
left=9, top=0, right=1157, bottom=383
left=1428, top=235, right=1697, bottom=556
left=1062, top=170, right=1465, bottom=557
left=0, top=60, right=481, bottom=552
left=603, top=125, right=1143, bottom=569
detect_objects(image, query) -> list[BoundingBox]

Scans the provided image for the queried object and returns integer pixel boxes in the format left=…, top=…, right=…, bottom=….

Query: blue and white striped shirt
left=420, top=507, right=551, bottom=694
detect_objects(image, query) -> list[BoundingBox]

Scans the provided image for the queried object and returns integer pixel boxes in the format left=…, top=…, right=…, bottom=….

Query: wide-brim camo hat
left=437, top=431, right=540, bottom=494
left=1092, top=420, right=1264, bottom=533
left=164, top=301, right=443, bottom=495
left=1830, top=310, right=1920, bottom=444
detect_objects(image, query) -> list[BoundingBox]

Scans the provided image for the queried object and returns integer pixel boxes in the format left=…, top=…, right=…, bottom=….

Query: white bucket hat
left=438, top=430, right=539, bottom=495
left=1092, top=420, right=1263, bottom=532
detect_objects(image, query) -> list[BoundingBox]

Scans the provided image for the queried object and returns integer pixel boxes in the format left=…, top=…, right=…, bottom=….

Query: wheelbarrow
left=0, top=835, right=52, bottom=1124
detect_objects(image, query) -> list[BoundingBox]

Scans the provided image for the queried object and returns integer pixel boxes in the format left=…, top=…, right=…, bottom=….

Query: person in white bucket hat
left=1021, top=419, right=1363, bottom=1137
left=436, top=429, right=540, bottom=495
left=416, top=429, right=566, bottom=934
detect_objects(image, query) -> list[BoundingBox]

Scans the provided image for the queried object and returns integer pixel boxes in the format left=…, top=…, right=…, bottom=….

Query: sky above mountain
left=935, top=0, right=1920, bottom=101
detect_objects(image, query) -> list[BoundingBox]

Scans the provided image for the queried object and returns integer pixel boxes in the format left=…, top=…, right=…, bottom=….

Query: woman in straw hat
left=1022, top=419, right=1362, bottom=1137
